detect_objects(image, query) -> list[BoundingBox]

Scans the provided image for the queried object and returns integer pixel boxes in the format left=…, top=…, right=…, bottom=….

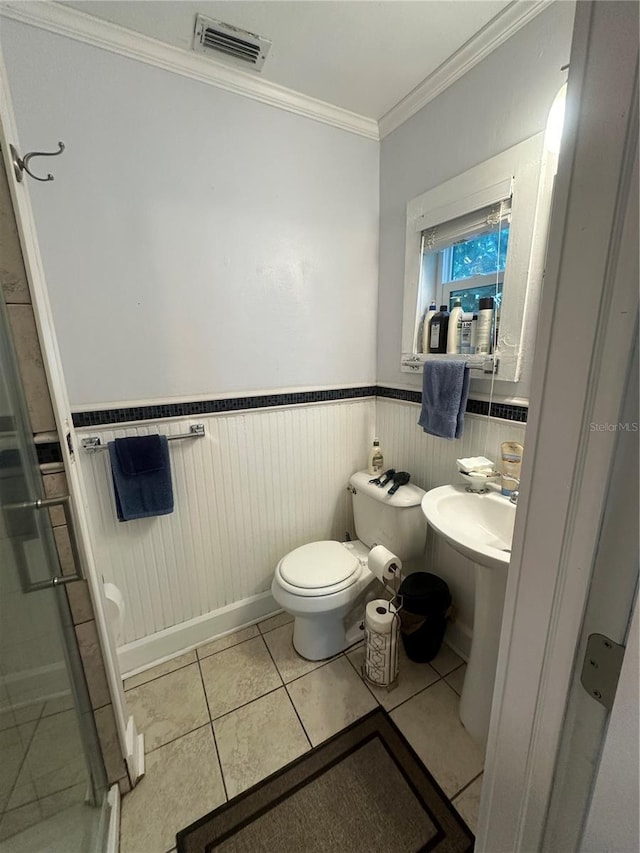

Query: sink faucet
left=508, top=477, right=521, bottom=505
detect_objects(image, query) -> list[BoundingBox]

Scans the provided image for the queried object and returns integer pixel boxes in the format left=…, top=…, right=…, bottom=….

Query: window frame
left=401, top=132, right=551, bottom=381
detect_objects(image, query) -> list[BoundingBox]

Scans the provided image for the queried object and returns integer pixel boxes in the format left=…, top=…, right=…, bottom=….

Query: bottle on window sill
left=469, top=314, right=478, bottom=354
left=447, top=299, right=464, bottom=354
left=429, top=305, right=450, bottom=353
left=421, top=303, right=437, bottom=353
left=460, top=313, right=473, bottom=354
left=476, top=297, right=495, bottom=354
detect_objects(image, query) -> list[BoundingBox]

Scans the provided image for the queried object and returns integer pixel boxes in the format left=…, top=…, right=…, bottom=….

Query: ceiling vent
left=193, top=15, right=272, bottom=71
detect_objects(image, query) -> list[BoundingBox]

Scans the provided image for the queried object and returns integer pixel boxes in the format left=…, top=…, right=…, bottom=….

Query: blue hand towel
left=108, top=435, right=174, bottom=522
left=114, top=435, right=165, bottom=475
left=418, top=360, right=470, bottom=440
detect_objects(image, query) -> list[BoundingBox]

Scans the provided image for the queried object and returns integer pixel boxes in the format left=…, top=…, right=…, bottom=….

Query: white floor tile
left=346, top=644, right=440, bottom=711
left=124, top=651, right=197, bottom=691
left=126, top=663, right=209, bottom=752
left=0, top=724, right=34, bottom=811
left=262, top=623, right=331, bottom=683
left=0, top=802, right=42, bottom=845
left=20, top=712, right=86, bottom=800
left=453, top=774, right=483, bottom=834
left=41, top=694, right=74, bottom=717
left=391, top=680, right=484, bottom=798
left=214, top=688, right=309, bottom=798
left=199, top=636, right=281, bottom=719
left=445, top=664, right=467, bottom=696
left=430, top=643, right=466, bottom=677
left=287, top=657, right=377, bottom=746
left=120, top=726, right=225, bottom=853
left=257, top=612, right=294, bottom=634
left=196, top=625, right=259, bottom=660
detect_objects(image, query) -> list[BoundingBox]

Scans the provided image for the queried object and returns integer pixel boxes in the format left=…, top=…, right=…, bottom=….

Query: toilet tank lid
left=349, top=471, right=425, bottom=507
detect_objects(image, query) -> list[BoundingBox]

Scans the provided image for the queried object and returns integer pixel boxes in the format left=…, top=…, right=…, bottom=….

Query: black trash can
left=398, top=572, right=452, bottom=662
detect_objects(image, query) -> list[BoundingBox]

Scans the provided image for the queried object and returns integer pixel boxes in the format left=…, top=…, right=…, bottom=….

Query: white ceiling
left=61, top=1, right=512, bottom=119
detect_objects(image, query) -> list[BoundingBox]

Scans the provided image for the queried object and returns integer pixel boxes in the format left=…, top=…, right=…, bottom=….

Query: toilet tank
left=349, top=471, right=426, bottom=561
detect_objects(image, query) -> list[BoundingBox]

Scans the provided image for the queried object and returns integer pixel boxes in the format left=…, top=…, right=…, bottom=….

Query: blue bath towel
left=418, top=360, right=470, bottom=440
left=108, top=435, right=174, bottom=521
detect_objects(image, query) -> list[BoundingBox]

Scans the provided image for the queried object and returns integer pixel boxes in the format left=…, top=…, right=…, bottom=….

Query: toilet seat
left=277, top=541, right=363, bottom=597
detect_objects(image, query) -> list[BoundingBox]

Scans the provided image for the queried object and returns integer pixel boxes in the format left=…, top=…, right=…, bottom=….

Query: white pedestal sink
left=421, top=484, right=516, bottom=745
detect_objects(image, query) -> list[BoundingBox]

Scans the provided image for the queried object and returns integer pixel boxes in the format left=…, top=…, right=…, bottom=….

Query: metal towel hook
left=10, top=141, right=65, bottom=183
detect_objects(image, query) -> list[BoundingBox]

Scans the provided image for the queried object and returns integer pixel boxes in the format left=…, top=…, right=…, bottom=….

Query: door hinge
left=580, top=633, right=625, bottom=711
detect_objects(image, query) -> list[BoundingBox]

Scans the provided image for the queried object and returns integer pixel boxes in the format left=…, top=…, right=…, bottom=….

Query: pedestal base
left=459, top=562, right=508, bottom=746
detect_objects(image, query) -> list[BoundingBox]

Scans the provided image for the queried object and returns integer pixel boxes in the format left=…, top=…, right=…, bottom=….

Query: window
left=449, top=227, right=509, bottom=281
left=400, top=132, right=552, bottom=381
left=419, top=199, right=510, bottom=321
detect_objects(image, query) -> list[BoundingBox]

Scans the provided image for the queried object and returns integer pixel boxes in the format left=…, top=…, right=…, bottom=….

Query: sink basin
left=421, top=483, right=517, bottom=746
left=421, top=483, right=516, bottom=570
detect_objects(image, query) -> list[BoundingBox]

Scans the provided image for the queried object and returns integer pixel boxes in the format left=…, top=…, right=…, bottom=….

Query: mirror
left=400, top=131, right=559, bottom=382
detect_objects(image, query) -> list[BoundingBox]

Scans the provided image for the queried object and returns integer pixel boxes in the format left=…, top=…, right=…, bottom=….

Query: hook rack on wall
left=10, top=141, right=65, bottom=183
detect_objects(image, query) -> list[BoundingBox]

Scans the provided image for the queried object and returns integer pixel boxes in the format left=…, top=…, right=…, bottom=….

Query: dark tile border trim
left=72, top=385, right=527, bottom=428
left=464, top=397, right=529, bottom=423
left=375, top=386, right=422, bottom=405
left=36, top=441, right=63, bottom=465
left=376, top=387, right=528, bottom=421
left=72, top=388, right=378, bottom=427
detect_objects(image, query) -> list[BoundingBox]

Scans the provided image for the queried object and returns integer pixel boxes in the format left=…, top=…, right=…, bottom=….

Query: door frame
left=0, top=43, right=144, bottom=785
left=478, top=2, right=639, bottom=850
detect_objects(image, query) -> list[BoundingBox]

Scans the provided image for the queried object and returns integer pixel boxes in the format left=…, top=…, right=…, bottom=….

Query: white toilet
left=271, top=470, right=427, bottom=660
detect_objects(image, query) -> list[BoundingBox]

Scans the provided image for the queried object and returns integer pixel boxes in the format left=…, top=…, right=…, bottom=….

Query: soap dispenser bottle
left=501, top=441, right=524, bottom=496
left=447, top=299, right=464, bottom=354
left=421, top=303, right=438, bottom=353
left=428, top=305, right=450, bottom=353
left=368, top=439, right=384, bottom=476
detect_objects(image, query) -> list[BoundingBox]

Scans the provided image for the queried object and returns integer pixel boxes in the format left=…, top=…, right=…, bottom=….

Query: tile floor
left=0, top=695, right=88, bottom=845
left=120, top=613, right=484, bottom=853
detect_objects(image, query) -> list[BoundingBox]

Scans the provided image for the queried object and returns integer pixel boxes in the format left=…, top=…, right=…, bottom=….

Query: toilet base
left=293, top=610, right=364, bottom=660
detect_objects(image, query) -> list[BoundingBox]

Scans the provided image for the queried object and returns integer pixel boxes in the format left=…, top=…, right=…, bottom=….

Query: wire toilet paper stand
left=362, top=565, right=402, bottom=690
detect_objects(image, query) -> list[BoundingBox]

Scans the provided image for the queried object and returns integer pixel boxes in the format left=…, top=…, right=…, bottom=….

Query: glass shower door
left=0, top=295, right=109, bottom=850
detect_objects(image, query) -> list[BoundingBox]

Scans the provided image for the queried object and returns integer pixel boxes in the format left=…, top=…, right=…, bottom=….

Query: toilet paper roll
left=364, top=599, right=400, bottom=686
left=368, top=545, right=402, bottom=583
left=103, top=582, right=125, bottom=644
left=365, top=599, right=398, bottom=635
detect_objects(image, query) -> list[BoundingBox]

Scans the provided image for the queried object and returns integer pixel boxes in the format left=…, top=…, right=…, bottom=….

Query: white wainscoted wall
left=78, top=399, right=375, bottom=673
left=376, top=397, right=527, bottom=657
left=78, top=392, right=524, bottom=673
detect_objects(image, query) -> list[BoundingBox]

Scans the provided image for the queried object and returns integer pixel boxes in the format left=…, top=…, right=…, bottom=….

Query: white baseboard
left=118, top=590, right=279, bottom=677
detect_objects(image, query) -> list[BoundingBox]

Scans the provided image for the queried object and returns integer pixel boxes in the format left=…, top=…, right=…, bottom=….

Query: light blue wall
left=378, top=1, right=576, bottom=402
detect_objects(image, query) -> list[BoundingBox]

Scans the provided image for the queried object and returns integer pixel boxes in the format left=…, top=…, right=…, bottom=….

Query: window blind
left=422, top=198, right=512, bottom=254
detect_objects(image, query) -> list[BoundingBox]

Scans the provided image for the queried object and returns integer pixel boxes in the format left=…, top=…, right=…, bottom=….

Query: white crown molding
left=0, top=1, right=379, bottom=140
left=378, top=0, right=552, bottom=139
left=1, top=0, right=551, bottom=142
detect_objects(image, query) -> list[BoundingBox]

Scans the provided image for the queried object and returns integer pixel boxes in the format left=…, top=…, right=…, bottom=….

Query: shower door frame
left=0, top=41, right=144, bottom=800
